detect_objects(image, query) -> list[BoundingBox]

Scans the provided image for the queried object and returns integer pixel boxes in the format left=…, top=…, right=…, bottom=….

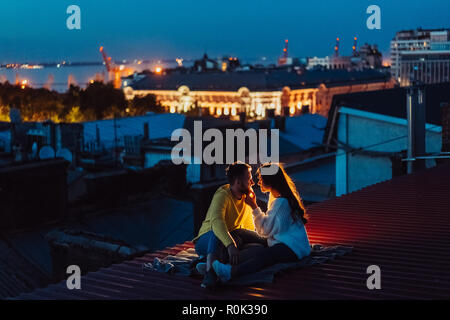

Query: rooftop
left=324, top=82, right=450, bottom=147
left=129, top=69, right=391, bottom=92
left=12, top=163, right=450, bottom=300
left=83, top=113, right=186, bottom=149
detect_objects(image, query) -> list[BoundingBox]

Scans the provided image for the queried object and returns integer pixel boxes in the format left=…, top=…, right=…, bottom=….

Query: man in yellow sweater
left=193, top=162, right=267, bottom=289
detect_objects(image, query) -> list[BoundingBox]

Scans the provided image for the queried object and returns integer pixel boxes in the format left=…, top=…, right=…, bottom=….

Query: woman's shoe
left=212, top=260, right=232, bottom=283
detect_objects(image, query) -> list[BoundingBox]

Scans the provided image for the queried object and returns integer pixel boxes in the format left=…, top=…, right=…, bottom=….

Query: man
left=192, top=161, right=267, bottom=289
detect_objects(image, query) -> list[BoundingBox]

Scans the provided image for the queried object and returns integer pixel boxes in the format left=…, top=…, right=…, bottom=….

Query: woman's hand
left=245, top=190, right=258, bottom=210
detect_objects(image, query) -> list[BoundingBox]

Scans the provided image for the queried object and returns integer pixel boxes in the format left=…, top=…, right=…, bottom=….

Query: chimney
left=239, top=112, right=246, bottom=125
left=96, top=125, right=101, bottom=149
left=143, top=122, right=149, bottom=140
left=274, top=115, right=286, bottom=132
left=406, top=85, right=426, bottom=174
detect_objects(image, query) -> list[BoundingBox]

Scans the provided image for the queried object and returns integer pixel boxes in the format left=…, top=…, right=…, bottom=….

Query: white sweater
left=252, top=197, right=311, bottom=259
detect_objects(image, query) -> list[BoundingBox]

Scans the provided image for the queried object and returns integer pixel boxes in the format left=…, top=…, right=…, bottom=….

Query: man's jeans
left=195, top=229, right=267, bottom=263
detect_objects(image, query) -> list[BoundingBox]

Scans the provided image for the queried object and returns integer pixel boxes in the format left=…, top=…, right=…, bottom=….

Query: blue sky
left=1, top=0, right=449, bottom=63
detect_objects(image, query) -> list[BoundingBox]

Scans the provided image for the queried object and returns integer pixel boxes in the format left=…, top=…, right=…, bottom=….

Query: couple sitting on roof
left=193, top=161, right=311, bottom=289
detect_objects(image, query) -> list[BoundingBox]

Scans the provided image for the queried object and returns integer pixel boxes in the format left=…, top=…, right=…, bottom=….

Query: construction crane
left=99, top=46, right=134, bottom=89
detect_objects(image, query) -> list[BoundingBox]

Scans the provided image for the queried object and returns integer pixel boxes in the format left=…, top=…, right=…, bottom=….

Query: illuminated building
left=123, top=64, right=395, bottom=118
left=391, top=28, right=450, bottom=84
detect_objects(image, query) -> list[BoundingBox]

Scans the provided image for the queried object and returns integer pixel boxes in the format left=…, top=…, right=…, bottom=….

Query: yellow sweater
left=193, top=184, right=255, bottom=247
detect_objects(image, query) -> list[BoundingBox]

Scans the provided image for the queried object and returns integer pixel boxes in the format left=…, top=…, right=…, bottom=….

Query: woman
left=212, top=163, right=311, bottom=282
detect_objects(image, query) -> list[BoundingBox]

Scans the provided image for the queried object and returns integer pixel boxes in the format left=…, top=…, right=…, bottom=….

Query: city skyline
left=1, top=0, right=450, bottom=63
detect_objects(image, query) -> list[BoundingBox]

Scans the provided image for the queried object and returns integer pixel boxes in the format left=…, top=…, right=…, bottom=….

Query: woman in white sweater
left=213, top=163, right=311, bottom=282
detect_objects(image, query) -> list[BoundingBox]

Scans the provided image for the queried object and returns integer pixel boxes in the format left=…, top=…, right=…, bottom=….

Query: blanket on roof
left=142, top=244, right=353, bottom=286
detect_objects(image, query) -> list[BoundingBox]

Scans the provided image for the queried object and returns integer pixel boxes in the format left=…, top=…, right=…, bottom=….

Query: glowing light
left=183, top=101, right=190, bottom=112
left=119, top=65, right=125, bottom=71
left=224, top=107, right=229, bottom=115
left=155, top=66, right=163, bottom=74
left=297, top=101, right=303, bottom=109
left=176, top=58, right=183, bottom=67
left=20, top=79, right=28, bottom=89
left=170, top=106, right=176, bottom=113
left=256, top=104, right=262, bottom=116
left=125, top=108, right=130, bottom=113
left=248, top=293, right=266, bottom=298
left=290, top=106, right=295, bottom=115
left=216, top=108, right=222, bottom=116
left=231, top=108, right=237, bottom=116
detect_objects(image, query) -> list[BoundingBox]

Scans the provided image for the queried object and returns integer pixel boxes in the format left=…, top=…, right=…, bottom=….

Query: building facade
left=399, top=48, right=450, bottom=87
left=124, top=69, right=395, bottom=119
left=334, top=107, right=441, bottom=196
left=390, top=28, right=450, bottom=84
left=307, top=56, right=352, bottom=70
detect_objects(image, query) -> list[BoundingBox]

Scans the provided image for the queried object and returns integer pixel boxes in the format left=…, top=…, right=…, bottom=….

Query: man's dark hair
left=225, top=161, right=251, bottom=185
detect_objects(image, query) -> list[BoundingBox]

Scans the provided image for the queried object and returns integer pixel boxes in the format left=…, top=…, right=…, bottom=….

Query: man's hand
left=244, top=190, right=258, bottom=210
left=227, top=244, right=239, bottom=265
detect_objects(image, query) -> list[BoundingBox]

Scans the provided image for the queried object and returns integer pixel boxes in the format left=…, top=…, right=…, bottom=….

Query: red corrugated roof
left=13, top=164, right=450, bottom=300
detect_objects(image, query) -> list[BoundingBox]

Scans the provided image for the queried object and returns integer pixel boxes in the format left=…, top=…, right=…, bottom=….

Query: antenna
left=334, top=37, right=340, bottom=57
left=353, top=37, right=358, bottom=55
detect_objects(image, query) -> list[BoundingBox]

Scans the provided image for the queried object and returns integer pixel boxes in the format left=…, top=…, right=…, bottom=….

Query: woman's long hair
left=257, top=163, right=308, bottom=224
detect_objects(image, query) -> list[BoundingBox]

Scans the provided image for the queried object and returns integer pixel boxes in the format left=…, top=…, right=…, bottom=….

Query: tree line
left=0, top=81, right=161, bottom=123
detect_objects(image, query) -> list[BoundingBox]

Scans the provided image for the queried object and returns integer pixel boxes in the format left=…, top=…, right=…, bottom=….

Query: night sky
left=1, top=0, right=449, bottom=63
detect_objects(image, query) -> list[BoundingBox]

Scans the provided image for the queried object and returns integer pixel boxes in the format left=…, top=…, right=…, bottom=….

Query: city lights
left=20, top=79, right=28, bottom=89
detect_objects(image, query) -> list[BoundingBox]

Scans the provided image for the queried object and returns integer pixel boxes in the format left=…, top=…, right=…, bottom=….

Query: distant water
left=0, top=58, right=269, bottom=93
left=0, top=65, right=109, bottom=93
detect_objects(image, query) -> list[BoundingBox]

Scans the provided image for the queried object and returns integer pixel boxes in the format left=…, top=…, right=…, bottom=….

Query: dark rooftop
left=12, top=163, right=450, bottom=300
left=130, top=69, right=391, bottom=92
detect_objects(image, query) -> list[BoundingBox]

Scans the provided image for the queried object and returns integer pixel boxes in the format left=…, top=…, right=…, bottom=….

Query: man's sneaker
left=196, top=262, right=207, bottom=275
left=212, top=260, right=232, bottom=283
left=201, top=269, right=217, bottom=289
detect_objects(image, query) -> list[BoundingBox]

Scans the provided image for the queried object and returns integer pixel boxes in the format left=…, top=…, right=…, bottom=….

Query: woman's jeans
left=234, top=243, right=298, bottom=277
left=195, top=229, right=267, bottom=263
